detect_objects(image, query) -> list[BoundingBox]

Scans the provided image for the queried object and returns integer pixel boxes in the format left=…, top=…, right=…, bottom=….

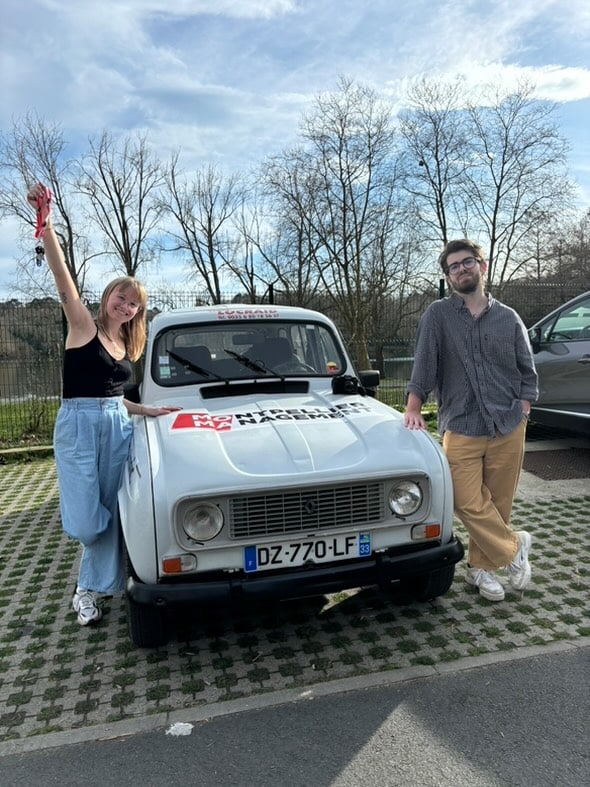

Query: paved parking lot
left=0, top=440, right=588, bottom=752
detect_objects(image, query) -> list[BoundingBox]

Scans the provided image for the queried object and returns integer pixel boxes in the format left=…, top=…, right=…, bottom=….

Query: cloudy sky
left=1, top=0, right=590, bottom=298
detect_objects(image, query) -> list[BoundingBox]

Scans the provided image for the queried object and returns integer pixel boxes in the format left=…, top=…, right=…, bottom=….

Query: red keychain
left=34, top=185, right=52, bottom=239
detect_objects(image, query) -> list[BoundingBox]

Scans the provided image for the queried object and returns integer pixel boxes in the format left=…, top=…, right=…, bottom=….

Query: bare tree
left=76, top=131, right=165, bottom=277
left=161, top=156, right=244, bottom=303
left=463, top=83, right=574, bottom=289
left=224, top=191, right=287, bottom=303
left=398, top=76, right=471, bottom=249
left=256, top=155, right=327, bottom=305
left=544, top=208, right=590, bottom=283
left=399, top=79, right=574, bottom=290
left=511, top=207, right=565, bottom=282
left=226, top=198, right=260, bottom=302
left=262, top=77, right=410, bottom=368
left=0, top=112, right=89, bottom=294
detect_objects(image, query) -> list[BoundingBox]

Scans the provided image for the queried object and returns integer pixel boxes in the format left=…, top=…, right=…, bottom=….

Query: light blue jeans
left=54, top=397, right=132, bottom=594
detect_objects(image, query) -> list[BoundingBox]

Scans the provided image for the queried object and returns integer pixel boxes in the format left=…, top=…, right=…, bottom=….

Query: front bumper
left=127, top=537, right=464, bottom=607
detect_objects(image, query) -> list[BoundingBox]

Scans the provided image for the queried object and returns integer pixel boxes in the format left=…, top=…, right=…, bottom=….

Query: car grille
left=229, top=482, right=384, bottom=539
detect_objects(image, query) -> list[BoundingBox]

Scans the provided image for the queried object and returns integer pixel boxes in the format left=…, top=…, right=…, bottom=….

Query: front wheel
left=126, top=594, right=168, bottom=648
left=397, top=565, right=456, bottom=602
left=125, top=552, right=168, bottom=648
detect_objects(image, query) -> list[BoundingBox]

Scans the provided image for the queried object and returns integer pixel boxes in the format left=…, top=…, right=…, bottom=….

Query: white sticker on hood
left=170, top=401, right=373, bottom=432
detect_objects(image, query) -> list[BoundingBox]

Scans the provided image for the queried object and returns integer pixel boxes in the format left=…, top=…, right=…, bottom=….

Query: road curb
left=2, top=638, right=587, bottom=758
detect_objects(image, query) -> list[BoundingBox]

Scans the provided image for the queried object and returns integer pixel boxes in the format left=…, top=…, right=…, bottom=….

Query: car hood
left=141, top=389, right=440, bottom=493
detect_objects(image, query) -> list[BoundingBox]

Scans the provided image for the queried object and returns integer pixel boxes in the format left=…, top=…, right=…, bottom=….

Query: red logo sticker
left=171, top=413, right=234, bottom=431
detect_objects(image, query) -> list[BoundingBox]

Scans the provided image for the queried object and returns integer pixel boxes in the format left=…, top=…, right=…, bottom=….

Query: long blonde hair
left=97, top=277, right=147, bottom=362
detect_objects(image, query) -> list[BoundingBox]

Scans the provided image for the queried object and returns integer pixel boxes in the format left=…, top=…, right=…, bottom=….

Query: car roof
left=147, top=304, right=335, bottom=331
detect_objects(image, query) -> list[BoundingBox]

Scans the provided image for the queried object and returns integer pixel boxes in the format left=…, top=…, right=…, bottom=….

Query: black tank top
left=62, top=331, right=132, bottom=398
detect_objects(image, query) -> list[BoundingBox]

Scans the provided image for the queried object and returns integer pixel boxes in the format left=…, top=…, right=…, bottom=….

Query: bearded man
left=404, top=239, right=538, bottom=602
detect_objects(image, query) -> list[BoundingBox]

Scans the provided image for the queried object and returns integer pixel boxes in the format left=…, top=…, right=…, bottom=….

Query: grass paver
left=0, top=456, right=588, bottom=743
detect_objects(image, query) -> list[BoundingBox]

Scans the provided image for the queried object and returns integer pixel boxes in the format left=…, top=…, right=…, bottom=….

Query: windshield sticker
left=170, top=401, right=373, bottom=431
left=216, top=308, right=280, bottom=320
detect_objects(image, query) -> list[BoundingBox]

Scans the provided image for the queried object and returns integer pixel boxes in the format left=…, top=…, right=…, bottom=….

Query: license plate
left=244, top=533, right=371, bottom=573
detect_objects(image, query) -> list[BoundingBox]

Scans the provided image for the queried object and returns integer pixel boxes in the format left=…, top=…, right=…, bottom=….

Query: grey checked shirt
left=407, top=293, right=538, bottom=437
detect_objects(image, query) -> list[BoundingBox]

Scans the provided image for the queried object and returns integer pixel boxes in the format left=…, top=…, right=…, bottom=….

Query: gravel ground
left=0, top=451, right=588, bottom=747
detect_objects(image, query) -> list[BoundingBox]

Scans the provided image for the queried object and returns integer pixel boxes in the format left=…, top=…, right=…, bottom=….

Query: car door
left=533, top=293, right=590, bottom=412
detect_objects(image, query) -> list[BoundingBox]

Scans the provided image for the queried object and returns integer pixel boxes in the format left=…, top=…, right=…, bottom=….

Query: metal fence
left=0, top=281, right=586, bottom=444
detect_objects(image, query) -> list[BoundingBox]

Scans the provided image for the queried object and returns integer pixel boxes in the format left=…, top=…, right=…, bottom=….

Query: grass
left=0, top=400, right=58, bottom=449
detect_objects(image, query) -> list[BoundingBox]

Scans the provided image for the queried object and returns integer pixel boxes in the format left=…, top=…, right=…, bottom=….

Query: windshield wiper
left=168, top=350, right=226, bottom=382
left=223, top=348, right=278, bottom=376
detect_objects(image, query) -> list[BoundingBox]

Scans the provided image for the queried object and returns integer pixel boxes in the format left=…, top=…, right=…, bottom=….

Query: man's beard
left=452, top=270, right=480, bottom=294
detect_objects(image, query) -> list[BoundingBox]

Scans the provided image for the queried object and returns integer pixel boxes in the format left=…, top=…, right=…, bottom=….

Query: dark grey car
left=528, top=290, right=590, bottom=434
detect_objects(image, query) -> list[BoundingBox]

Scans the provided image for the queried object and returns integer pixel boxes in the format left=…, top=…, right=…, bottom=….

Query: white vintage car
left=119, top=304, right=463, bottom=647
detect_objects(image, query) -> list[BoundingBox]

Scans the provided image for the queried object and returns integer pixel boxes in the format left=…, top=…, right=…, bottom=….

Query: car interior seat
left=248, top=337, right=295, bottom=369
left=175, top=344, right=212, bottom=372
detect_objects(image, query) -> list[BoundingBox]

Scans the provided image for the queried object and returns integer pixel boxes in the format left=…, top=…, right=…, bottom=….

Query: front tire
left=398, top=565, right=456, bottom=601
left=125, top=552, right=168, bottom=648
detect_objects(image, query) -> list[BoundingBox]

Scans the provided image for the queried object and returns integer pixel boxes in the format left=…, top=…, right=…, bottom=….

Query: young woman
left=27, top=182, right=180, bottom=625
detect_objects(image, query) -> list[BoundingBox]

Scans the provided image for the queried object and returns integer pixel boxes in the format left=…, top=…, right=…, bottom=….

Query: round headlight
left=388, top=481, right=422, bottom=517
left=181, top=502, right=224, bottom=542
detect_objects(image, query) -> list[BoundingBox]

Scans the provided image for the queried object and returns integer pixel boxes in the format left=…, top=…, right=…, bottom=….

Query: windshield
left=151, top=319, right=347, bottom=387
left=540, top=295, right=590, bottom=342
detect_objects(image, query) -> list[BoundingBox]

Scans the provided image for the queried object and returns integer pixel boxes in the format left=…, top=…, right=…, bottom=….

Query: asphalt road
left=1, top=643, right=588, bottom=787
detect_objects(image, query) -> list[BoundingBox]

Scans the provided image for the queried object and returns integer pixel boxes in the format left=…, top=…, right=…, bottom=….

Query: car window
left=152, top=320, right=347, bottom=386
left=542, top=296, right=590, bottom=343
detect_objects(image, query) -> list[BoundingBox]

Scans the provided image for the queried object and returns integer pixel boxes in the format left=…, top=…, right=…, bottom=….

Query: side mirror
left=528, top=327, right=541, bottom=353
left=359, top=370, right=380, bottom=397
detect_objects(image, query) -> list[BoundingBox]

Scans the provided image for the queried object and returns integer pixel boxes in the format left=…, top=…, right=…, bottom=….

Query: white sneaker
left=508, top=531, right=532, bottom=590
left=72, top=587, right=102, bottom=626
left=466, top=567, right=505, bottom=601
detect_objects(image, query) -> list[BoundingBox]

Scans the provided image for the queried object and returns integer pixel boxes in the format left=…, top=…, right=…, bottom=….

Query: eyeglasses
left=446, top=256, right=480, bottom=275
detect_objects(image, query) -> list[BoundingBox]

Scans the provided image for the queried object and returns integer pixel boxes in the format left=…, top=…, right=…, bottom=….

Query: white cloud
left=395, top=63, right=590, bottom=105
left=527, top=65, right=590, bottom=102
left=103, top=0, right=297, bottom=19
